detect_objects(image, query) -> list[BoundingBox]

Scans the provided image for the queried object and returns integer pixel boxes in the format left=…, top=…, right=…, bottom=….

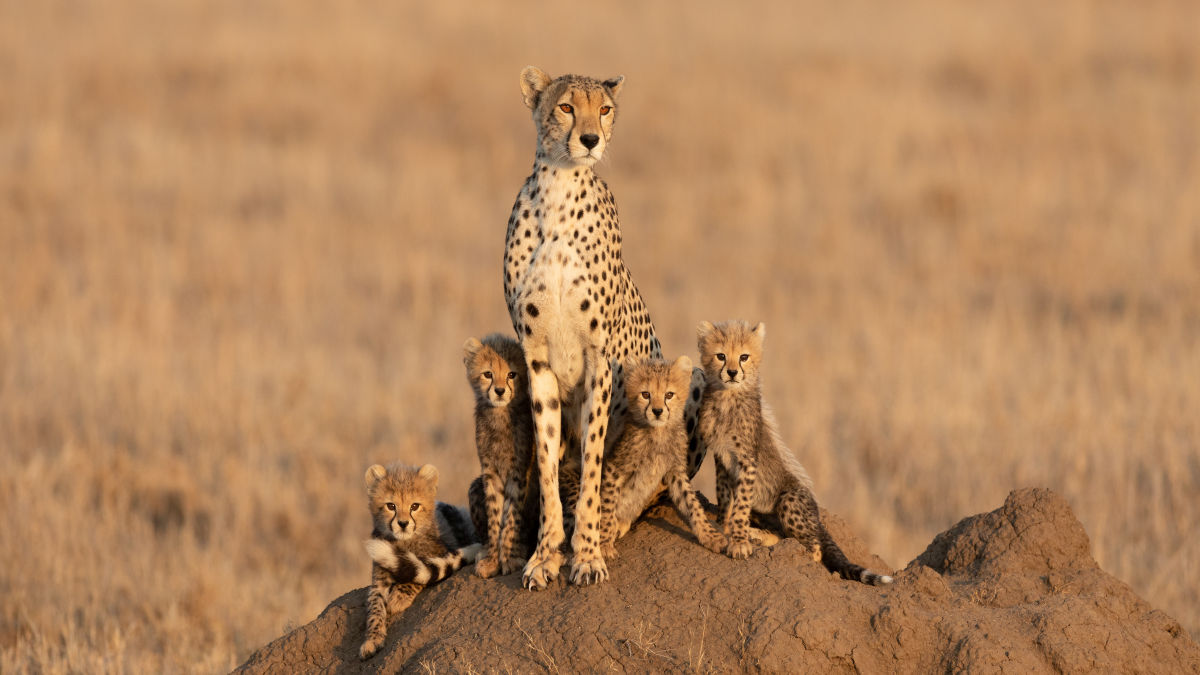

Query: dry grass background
left=1, top=0, right=1197, bottom=671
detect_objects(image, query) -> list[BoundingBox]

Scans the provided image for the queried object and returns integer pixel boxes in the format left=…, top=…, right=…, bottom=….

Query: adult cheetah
left=503, top=66, right=704, bottom=589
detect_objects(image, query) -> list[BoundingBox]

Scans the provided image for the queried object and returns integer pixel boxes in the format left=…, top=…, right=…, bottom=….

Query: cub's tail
left=819, top=528, right=893, bottom=586
left=364, top=539, right=480, bottom=585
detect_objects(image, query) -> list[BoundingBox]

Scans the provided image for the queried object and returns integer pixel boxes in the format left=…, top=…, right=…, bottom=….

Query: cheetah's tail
left=818, top=528, right=893, bottom=586
left=364, top=539, right=468, bottom=585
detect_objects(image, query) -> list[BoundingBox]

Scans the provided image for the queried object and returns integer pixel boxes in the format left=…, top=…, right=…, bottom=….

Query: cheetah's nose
left=397, top=520, right=410, bottom=530
left=652, top=408, right=663, bottom=417
left=494, top=387, right=506, bottom=397
left=726, top=369, right=738, bottom=379
left=580, top=134, right=599, bottom=149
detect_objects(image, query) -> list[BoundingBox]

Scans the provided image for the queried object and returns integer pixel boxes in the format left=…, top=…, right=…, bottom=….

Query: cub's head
left=520, top=66, right=624, bottom=168
left=364, top=463, right=439, bottom=542
left=463, top=334, right=527, bottom=407
left=624, top=356, right=693, bottom=429
left=697, top=320, right=766, bottom=391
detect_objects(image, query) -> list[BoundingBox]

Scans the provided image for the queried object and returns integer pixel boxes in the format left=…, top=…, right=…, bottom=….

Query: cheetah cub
left=599, top=357, right=727, bottom=559
left=359, top=463, right=481, bottom=660
left=697, top=320, right=892, bottom=586
left=463, top=334, right=536, bottom=578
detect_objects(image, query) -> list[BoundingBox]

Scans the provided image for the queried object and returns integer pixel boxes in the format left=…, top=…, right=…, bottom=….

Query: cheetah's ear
left=696, top=320, right=715, bottom=340
left=520, top=66, right=552, bottom=110
left=603, top=75, right=625, bottom=99
left=463, top=337, right=483, bottom=362
left=364, top=464, right=387, bottom=489
left=417, top=463, right=440, bottom=490
left=753, top=322, right=766, bottom=341
left=672, top=355, right=693, bottom=373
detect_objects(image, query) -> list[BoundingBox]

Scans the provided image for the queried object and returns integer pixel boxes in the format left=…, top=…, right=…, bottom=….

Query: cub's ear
left=696, top=320, right=715, bottom=340
left=463, top=337, right=483, bottom=362
left=520, top=66, right=552, bottom=110
left=602, top=75, right=625, bottom=99
left=364, top=464, right=387, bottom=489
left=753, top=322, right=766, bottom=340
left=417, top=463, right=440, bottom=490
left=672, top=355, right=693, bottom=373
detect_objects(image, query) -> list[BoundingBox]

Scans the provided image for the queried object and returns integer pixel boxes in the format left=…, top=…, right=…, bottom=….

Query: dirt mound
left=236, top=489, right=1198, bottom=673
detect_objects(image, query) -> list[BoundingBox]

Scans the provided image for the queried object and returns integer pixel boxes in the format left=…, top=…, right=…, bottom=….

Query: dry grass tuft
left=1, top=0, right=1197, bottom=671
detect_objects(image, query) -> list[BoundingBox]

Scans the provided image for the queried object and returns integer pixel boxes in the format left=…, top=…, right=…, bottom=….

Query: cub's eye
left=507, top=371, right=516, bottom=380
left=385, top=503, right=396, bottom=512
left=482, top=371, right=493, bottom=380
left=599, top=105, right=612, bottom=115
left=739, top=354, right=750, bottom=363
left=410, top=503, right=421, bottom=513
left=640, top=391, right=651, bottom=400
left=715, top=353, right=726, bottom=362
left=558, top=103, right=574, bottom=114
left=665, top=391, right=675, bottom=400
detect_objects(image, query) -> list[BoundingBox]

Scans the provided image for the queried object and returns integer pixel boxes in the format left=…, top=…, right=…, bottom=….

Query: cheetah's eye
left=665, top=391, right=675, bottom=400
left=558, top=103, right=574, bottom=114
left=715, top=353, right=726, bottom=362
left=385, top=502, right=396, bottom=512
left=640, top=391, right=651, bottom=400
left=410, top=503, right=420, bottom=513
left=507, top=371, right=515, bottom=380
left=482, top=371, right=493, bottom=380
left=739, top=354, right=750, bottom=363
left=599, top=105, right=612, bottom=115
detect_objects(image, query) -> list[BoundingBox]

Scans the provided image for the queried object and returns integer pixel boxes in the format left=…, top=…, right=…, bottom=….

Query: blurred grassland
left=1, top=0, right=1198, bottom=671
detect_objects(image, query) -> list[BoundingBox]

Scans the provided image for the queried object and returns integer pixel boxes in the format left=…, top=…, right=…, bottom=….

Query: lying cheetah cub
left=360, top=463, right=481, bottom=660
left=697, top=320, right=892, bottom=585
left=599, top=357, right=726, bottom=559
left=463, top=334, right=536, bottom=578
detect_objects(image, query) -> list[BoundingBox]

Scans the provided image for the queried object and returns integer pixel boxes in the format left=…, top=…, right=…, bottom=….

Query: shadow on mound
left=236, top=488, right=1198, bottom=673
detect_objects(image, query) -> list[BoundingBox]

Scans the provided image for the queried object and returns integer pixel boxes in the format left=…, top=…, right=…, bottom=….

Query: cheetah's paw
left=521, top=550, right=563, bottom=591
left=700, top=532, right=728, bottom=554
left=569, top=554, right=610, bottom=586
left=600, top=542, right=618, bottom=560
left=500, top=555, right=527, bottom=576
left=475, top=553, right=500, bottom=579
left=726, top=537, right=755, bottom=560
left=359, top=636, right=383, bottom=660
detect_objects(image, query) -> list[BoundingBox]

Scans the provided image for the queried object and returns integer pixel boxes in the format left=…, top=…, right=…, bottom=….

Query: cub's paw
left=748, top=526, right=781, bottom=547
left=475, top=553, right=500, bottom=579
left=521, top=550, right=563, bottom=591
left=726, top=537, right=754, bottom=560
left=600, top=542, right=619, bottom=560
left=569, top=554, right=610, bottom=586
left=699, top=532, right=728, bottom=554
left=500, top=554, right=528, bottom=576
left=459, top=543, right=484, bottom=563
left=359, top=637, right=383, bottom=660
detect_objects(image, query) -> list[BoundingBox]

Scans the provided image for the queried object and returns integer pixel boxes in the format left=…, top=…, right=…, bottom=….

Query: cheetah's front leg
left=569, top=356, right=613, bottom=585
left=521, top=347, right=566, bottom=590
left=667, top=468, right=727, bottom=554
left=724, top=457, right=758, bottom=559
left=474, top=469, right=505, bottom=579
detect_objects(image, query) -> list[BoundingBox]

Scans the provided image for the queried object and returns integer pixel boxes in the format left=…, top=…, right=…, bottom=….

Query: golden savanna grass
left=2, top=0, right=1198, bottom=671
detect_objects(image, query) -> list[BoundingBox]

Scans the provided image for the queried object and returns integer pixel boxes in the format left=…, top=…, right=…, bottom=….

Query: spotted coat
left=696, top=320, right=893, bottom=586
left=503, top=67, right=705, bottom=589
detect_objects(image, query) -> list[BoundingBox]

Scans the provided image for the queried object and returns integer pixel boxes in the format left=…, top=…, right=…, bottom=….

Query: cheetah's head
left=697, top=320, right=766, bottom=391
left=520, top=66, right=624, bottom=168
left=624, top=356, right=693, bottom=429
left=463, top=334, right=527, bottom=407
left=365, top=463, right=439, bottom=543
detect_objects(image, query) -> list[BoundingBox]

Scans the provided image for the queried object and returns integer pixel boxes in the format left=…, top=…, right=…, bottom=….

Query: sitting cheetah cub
left=697, top=320, right=892, bottom=586
left=599, top=357, right=726, bottom=559
left=360, top=463, right=481, bottom=660
left=463, top=334, right=536, bottom=578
